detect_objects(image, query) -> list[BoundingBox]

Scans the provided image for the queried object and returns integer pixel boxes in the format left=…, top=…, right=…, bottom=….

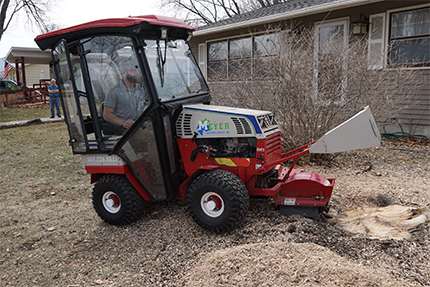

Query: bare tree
left=160, top=0, right=288, bottom=27
left=208, top=26, right=421, bottom=150
left=0, top=0, right=51, bottom=42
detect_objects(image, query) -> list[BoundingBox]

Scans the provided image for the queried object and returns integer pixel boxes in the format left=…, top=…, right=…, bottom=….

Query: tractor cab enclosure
left=35, top=16, right=210, bottom=203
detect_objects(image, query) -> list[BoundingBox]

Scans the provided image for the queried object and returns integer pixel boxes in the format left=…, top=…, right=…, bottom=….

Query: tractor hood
left=177, top=104, right=280, bottom=139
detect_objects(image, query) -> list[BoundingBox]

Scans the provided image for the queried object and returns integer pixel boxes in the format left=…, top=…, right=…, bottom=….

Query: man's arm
left=103, top=106, right=134, bottom=129
left=48, top=86, right=59, bottom=93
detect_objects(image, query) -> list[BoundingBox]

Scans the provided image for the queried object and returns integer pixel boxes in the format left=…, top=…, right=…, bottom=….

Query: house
left=1, top=47, right=52, bottom=106
left=4, top=47, right=51, bottom=87
left=189, top=0, right=430, bottom=138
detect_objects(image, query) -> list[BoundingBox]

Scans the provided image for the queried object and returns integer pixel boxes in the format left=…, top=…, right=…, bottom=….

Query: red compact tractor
left=35, top=15, right=380, bottom=233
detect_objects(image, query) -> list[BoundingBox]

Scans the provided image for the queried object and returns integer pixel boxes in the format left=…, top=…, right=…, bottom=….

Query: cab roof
left=35, top=15, right=194, bottom=50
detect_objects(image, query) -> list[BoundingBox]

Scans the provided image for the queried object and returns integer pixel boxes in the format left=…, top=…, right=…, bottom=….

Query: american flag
left=4, top=61, right=13, bottom=78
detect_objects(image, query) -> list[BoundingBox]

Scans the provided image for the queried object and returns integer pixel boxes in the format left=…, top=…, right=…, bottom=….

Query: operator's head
left=119, top=58, right=140, bottom=84
left=51, top=79, right=56, bottom=85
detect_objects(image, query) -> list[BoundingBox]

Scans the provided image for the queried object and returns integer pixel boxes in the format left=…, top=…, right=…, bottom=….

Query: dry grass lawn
left=0, top=122, right=429, bottom=286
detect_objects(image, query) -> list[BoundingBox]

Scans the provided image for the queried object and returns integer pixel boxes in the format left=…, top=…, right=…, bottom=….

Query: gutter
left=194, top=0, right=384, bottom=36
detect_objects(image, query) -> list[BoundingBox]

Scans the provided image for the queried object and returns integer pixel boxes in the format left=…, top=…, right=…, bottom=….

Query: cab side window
left=81, top=36, right=149, bottom=139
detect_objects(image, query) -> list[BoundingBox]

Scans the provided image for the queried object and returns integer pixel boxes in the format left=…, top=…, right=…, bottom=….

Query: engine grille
left=231, top=117, right=253, bottom=135
left=176, top=113, right=193, bottom=137
left=266, top=132, right=282, bottom=155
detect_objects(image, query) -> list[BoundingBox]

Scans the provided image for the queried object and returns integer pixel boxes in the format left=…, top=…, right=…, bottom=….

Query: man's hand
left=104, top=106, right=134, bottom=129
left=122, top=119, right=134, bottom=129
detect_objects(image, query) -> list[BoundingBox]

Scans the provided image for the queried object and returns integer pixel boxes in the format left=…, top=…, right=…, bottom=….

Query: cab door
left=51, top=40, right=90, bottom=153
left=116, top=118, right=167, bottom=200
left=79, top=35, right=168, bottom=201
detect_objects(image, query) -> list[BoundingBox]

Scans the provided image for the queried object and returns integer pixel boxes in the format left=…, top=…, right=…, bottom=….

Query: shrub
left=208, top=26, right=420, bottom=150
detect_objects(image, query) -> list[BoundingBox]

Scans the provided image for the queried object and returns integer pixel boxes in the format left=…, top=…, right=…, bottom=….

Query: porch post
left=20, top=57, right=26, bottom=87
left=15, top=60, right=20, bottom=86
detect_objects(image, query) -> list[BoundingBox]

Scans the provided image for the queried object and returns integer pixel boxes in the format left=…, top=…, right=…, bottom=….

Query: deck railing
left=2, top=80, right=51, bottom=107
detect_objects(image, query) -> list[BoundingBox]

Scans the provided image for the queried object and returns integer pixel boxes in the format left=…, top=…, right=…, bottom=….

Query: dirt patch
left=1, top=126, right=429, bottom=286
left=181, top=241, right=412, bottom=286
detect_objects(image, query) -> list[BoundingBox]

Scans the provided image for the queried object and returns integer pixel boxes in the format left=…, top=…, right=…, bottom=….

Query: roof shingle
left=197, top=0, right=341, bottom=31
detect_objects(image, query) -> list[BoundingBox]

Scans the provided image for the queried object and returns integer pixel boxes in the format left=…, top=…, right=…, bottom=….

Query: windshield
left=144, top=39, right=208, bottom=101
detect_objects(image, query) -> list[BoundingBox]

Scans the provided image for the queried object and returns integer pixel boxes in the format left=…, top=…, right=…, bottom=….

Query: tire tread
left=92, top=174, right=145, bottom=225
left=187, top=170, right=249, bottom=233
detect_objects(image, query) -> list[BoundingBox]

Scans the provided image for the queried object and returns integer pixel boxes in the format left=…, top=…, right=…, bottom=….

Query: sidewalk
left=0, top=116, right=64, bottom=129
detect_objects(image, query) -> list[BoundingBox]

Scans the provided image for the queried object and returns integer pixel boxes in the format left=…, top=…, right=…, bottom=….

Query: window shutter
left=368, top=13, right=386, bottom=69
left=198, top=43, right=207, bottom=78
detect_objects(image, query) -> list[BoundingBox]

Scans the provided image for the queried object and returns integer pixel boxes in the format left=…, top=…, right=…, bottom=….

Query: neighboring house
left=5, top=63, right=50, bottom=87
left=190, top=0, right=430, bottom=137
left=5, top=47, right=51, bottom=87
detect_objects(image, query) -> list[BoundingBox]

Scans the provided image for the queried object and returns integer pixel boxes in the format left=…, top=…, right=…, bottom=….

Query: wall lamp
left=351, top=13, right=370, bottom=36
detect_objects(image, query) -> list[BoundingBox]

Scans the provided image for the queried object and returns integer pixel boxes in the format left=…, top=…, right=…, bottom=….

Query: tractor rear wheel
left=92, top=174, right=145, bottom=225
left=187, top=170, right=249, bottom=233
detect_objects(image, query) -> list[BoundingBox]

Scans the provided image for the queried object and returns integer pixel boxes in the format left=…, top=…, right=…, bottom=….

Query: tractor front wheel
left=92, top=174, right=145, bottom=225
left=187, top=170, right=249, bottom=233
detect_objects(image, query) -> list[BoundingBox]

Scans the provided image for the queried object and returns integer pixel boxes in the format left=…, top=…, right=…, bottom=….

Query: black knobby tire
left=187, top=169, right=250, bottom=233
left=92, top=174, right=145, bottom=225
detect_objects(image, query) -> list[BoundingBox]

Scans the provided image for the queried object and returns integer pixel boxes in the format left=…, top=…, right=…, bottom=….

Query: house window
left=389, top=6, right=430, bottom=66
left=254, top=33, right=279, bottom=56
left=315, top=19, right=349, bottom=96
left=208, top=41, right=228, bottom=80
left=254, top=33, right=279, bottom=78
left=229, top=37, right=252, bottom=79
left=207, top=33, right=279, bottom=81
left=368, top=13, right=386, bottom=69
left=316, top=19, right=348, bottom=55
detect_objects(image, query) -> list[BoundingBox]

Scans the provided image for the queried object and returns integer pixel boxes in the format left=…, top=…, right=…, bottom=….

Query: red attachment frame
left=262, top=141, right=316, bottom=175
left=177, top=135, right=333, bottom=208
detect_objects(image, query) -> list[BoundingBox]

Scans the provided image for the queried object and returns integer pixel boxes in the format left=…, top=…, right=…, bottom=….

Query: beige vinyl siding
left=395, top=69, right=430, bottom=126
left=25, top=64, right=50, bottom=86
left=6, top=64, right=50, bottom=87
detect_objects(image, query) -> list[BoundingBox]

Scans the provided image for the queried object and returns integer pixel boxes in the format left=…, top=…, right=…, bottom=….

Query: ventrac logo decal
left=197, top=118, right=230, bottom=136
